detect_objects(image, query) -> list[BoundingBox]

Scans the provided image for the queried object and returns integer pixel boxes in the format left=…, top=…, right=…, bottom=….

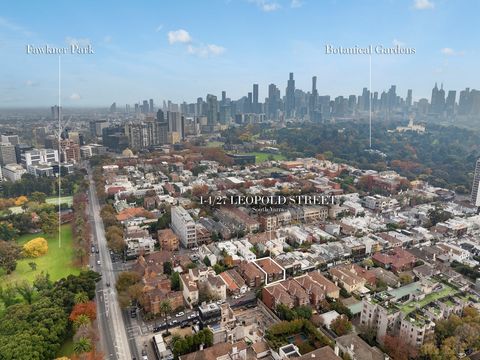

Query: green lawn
left=400, top=285, right=457, bottom=315
left=206, top=141, right=224, bottom=148
left=239, top=151, right=286, bottom=164
left=8, top=196, right=73, bottom=214
left=1, top=225, right=79, bottom=285
left=46, top=196, right=74, bottom=206
left=56, top=337, right=74, bottom=358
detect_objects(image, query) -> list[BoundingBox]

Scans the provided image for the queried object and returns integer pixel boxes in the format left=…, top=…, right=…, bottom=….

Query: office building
left=2, top=163, right=26, bottom=182
left=253, top=84, right=259, bottom=113
left=445, top=90, right=456, bottom=116
left=285, top=72, right=295, bottom=118
left=15, top=144, right=33, bottom=163
left=0, top=143, right=17, bottom=165
left=90, top=120, right=108, bottom=137
left=51, top=105, right=61, bottom=120
left=1, top=134, right=19, bottom=146
left=471, top=158, right=480, bottom=207
left=102, top=126, right=128, bottom=152
left=406, top=89, right=412, bottom=108
left=167, top=111, right=185, bottom=140
left=267, top=83, right=280, bottom=120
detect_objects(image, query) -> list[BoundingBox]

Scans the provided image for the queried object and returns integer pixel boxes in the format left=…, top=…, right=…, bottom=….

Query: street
left=88, top=168, right=134, bottom=360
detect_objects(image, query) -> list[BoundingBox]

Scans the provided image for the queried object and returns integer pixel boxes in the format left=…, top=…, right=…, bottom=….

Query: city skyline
left=0, top=0, right=479, bottom=106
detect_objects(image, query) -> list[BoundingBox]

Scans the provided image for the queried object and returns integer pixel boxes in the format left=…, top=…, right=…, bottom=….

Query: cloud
left=440, top=47, right=464, bottom=56
left=69, top=93, right=82, bottom=100
left=168, top=29, right=225, bottom=57
left=24, top=80, right=38, bottom=87
left=0, top=16, right=33, bottom=36
left=290, top=0, right=303, bottom=8
left=249, top=0, right=281, bottom=12
left=155, top=24, right=164, bottom=32
left=65, top=37, right=91, bottom=47
left=413, top=0, right=434, bottom=10
left=392, top=39, right=406, bottom=47
left=187, top=44, right=226, bottom=57
left=167, top=29, right=192, bottom=44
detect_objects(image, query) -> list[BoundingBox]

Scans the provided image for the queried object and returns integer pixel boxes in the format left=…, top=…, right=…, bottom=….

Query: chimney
left=334, top=345, right=340, bottom=356
left=199, top=343, right=204, bottom=351
left=350, top=344, right=355, bottom=353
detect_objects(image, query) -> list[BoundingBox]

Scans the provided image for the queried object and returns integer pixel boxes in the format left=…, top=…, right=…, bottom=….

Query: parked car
left=175, top=311, right=185, bottom=317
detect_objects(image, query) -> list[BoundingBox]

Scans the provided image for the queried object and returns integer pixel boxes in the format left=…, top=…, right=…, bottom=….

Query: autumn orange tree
left=382, top=334, right=418, bottom=360
left=69, top=301, right=97, bottom=322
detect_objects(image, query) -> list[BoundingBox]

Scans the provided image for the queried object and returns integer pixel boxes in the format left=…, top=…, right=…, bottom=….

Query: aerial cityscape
left=1, top=1, right=480, bottom=360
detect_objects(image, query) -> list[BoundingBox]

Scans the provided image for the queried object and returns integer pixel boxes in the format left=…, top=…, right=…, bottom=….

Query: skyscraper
left=51, top=105, right=61, bottom=120
left=285, top=72, right=295, bottom=118
left=156, top=109, right=168, bottom=144
left=247, top=92, right=253, bottom=113
left=168, top=111, right=185, bottom=140
left=0, top=143, right=17, bottom=165
left=406, top=89, right=412, bottom=108
left=149, top=99, right=154, bottom=113
left=267, top=84, right=280, bottom=120
left=206, top=94, right=219, bottom=127
left=253, top=84, right=259, bottom=113
left=309, top=76, right=318, bottom=117
left=445, top=90, right=456, bottom=116
left=430, top=83, right=445, bottom=114
left=471, top=158, right=480, bottom=207
left=142, top=100, right=149, bottom=114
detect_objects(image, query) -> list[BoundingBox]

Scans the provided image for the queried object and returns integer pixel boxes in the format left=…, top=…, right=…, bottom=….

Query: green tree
left=330, top=315, right=352, bottom=336
left=74, top=292, right=89, bottom=304
left=163, top=261, right=173, bottom=275
left=30, top=191, right=47, bottom=203
left=0, top=240, right=21, bottom=274
left=73, top=314, right=92, bottom=330
left=73, top=337, right=92, bottom=355
left=171, top=271, right=181, bottom=291
left=0, top=285, right=18, bottom=307
left=294, top=305, right=312, bottom=320
left=203, top=256, right=211, bottom=267
left=40, top=211, right=59, bottom=235
left=28, top=261, right=37, bottom=271
left=399, top=273, right=413, bottom=285
left=16, top=281, right=36, bottom=305
left=0, top=223, right=18, bottom=242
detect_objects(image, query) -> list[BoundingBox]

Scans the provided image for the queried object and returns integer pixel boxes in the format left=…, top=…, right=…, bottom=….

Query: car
left=180, top=321, right=189, bottom=328
left=106, top=282, right=110, bottom=287
left=168, top=320, right=178, bottom=326
left=175, top=311, right=185, bottom=317
left=96, top=249, right=99, bottom=254
left=96, top=260, right=101, bottom=265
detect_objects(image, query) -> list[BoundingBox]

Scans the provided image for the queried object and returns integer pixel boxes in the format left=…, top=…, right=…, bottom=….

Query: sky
left=0, top=0, right=478, bottom=107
